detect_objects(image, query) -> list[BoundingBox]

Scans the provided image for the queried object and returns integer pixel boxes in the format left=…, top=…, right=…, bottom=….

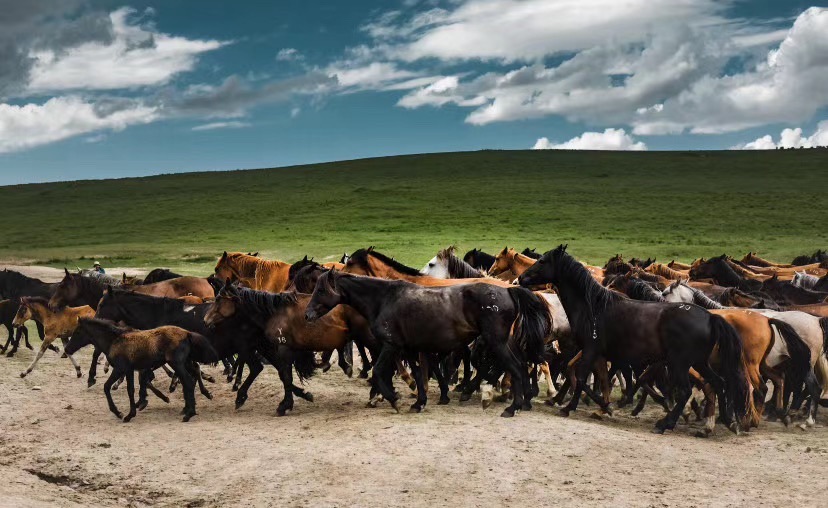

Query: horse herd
left=1, top=246, right=827, bottom=436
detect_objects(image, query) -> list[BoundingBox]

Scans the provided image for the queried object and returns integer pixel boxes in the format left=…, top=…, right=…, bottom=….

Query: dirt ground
left=1, top=265, right=827, bottom=507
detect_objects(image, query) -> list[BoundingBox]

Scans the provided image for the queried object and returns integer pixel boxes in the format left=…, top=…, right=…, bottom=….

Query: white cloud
left=191, top=121, right=251, bottom=131
left=328, top=62, right=419, bottom=90
left=0, top=96, right=157, bottom=153
left=276, top=48, right=303, bottom=61
left=26, top=8, right=226, bottom=93
left=532, top=128, right=647, bottom=151
left=385, top=0, right=727, bottom=62
left=731, top=121, right=828, bottom=149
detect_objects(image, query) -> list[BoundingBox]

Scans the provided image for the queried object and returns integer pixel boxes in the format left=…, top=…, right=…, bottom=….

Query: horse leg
left=0, top=324, right=11, bottom=353
left=22, top=326, right=33, bottom=351
left=87, top=348, right=103, bottom=387
left=694, top=365, right=725, bottom=435
left=617, top=365, right=635, bottom=407
left=19, top=337, right=53, bottom=378
left=123, top=370, right=137, bottom=422
left=190, top=362, right=213, bottom=400
left=319, top=350, right=334, bottom=373
left=430, top=354, right=451, bottom=405
left=356, top=343, right=372, bottom=379
left=455, top=346, right=473, bottom=392
left=172, top=356, right=197, bottom=422
left=408, top=352, right=428, bottom=413
left=232, top=361, right=245, bottom=391
left=395, top=359, right=417, bottom=393
left=654, top=361, right=694, bottom=434
left=374, top=345, right=401, bottom=412
left=337, top=341, right=354, bottom=377
left=275, top=346, right=296, bottom=416
left=103, top=369, right=122, bottom=420
left=800, top=371, right=820, bottom=427
left=61, top=340, right=83, bottom=378
left=539, top=361, right=556, bottom=399
left=234, top=355, right=264, bottom=410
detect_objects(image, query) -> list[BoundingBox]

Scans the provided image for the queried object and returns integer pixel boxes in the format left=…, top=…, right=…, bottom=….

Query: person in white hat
left=92, top=261, right=106, bottom=274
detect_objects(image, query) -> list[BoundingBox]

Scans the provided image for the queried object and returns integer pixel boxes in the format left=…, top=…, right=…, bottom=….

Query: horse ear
left=303, top=255, right=308, bottom=261
left=122, top=273, right=127, bottom=283
left=501, top=246, right=508, bottom=254
left=221, top=251, right=228, bottom=261
left=64, top=268, right=70, bottom=276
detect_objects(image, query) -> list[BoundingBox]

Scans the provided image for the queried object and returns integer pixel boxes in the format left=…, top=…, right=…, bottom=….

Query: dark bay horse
left=305, top=271, right=551, bottom=417
left=463, top=249, right=497, bottom=272
left=0, top=269, right=55, bottom=300
left=204, top=281, right=379, bottom=416
left=518, top=245, right=751, bottom=433
left=142, top=268, right=183, bottom=285
left=66, top=319, right=219, bottom=422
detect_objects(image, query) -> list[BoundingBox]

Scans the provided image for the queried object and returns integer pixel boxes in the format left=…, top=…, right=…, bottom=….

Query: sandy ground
left=1, top=265, right=827, bottom=507
left=0, top=343, right=827, bottom=508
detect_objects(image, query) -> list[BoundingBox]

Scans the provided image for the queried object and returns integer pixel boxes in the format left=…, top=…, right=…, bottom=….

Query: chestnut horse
left=214, top=251, right=293, bottom=292
left=13, top=297, right=94, bottom=378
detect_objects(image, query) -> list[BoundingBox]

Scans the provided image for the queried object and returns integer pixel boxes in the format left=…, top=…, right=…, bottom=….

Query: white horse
left=792, top=271, right=820, bottom=290
left=421, top=246, right=485, bottom=279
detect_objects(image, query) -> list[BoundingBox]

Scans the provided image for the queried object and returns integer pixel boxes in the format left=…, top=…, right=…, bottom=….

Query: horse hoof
left=61, top=353, right=67, bottom=359
left=590, top=411, right=604, bottom=421
left=138, top=401, right=148, bottom=411
left=500, top=409, right=516, bottom=418
left=409, top=405, right=423, bottom=413
left=345, top=367, right=353, bottom=378
left=123, top=414, right=135, bottom=423
left=782, top=415, right=792, bottom=427
left=365, top=400, right=378, bottom=408
left=358, top=370, right=369, bottom=379
left=182, top=414, right=194, bottom=422
left=276, top=409, right=287, bottom=417
left=728, top=422, right=740, bottom=435
left=231, top=385, right=239, bottom=392
left=438, top=397, right=450, bottom=405
left=522, top=401, right=532, bottom=411
left=559, top=409, right=570, bottom=418
left=651, top=427, right=666, bottom=435
left=114, top=412, right=123, bottom=420
left=459, top=392, right=471, bottom=403
left=204, top=392, right=213, bottom=400
left=19, top=372, right=26, bottom=378
left=305, top=393, right=314, bottom=403
left=87, top=380, right=96, bottom=388
left=76, top=370, right=82, bottom=379
left=407, top=380, right=417, bottom=391
left=390, top=400, right=401, bottom=414
left=481, top=399, right=492, bottom=410
left=321, top=363, right=331, bottom=373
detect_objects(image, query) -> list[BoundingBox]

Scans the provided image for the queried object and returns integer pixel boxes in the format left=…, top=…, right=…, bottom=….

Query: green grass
left=2, top=149, right=827, bottom=275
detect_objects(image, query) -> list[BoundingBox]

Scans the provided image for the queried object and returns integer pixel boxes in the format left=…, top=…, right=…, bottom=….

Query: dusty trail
left=0, top=342, right=826, bottom=508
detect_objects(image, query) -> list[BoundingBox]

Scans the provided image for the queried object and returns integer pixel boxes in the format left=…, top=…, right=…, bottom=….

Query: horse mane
left=79, top=317, right=130, bottom=335
left=351, top=248, right=422, bottom=277
left=552, top=247, right=623, bottom=340
left=682, top=282, right=724, bottom=309
left=234, top=287, right=298, bottom=316
left=438, top=246, right=484, bottom=278
left=626, top=278, right=665, bottom=302
left=82, top=270, right=123, bottom=286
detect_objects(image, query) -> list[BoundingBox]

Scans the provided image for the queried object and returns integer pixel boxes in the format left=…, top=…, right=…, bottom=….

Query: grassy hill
left=2, top=149, right=826, bottom=274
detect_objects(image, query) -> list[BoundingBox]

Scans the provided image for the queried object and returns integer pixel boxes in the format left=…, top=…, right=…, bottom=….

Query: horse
left=143, top=268, right=183, bottom=285
left=306, top=270, right=551, bottom=417
left=792, top=249, right=828, bottom=266
left=65, top=319, right=219, bottom=422
left=488, top=247, right=537, bottom=279
left=792, top=272, right=828, bottom=292
left=0, top=269, right=55, bottom=300
left=463, top=248, right=496, bottom=272
left=645, top=263, right=689, bottom=281
left=49, top=269, right=215, bottom=310
left=421, top=246, right=485, bottom=279
left=13, top=297, right=94, bottom=378
left=94, top=288, right=248, bottom=402
left=690, top=256, right=762, bottom=292
left=0, top=298, right=45, bottom=356
left=740, top=252, right=793, bottom=268
left=205, top=281, right=379, bottom=416
left=518, top=245, right=750, bottom=434
left=521, top=248, right=542, bottom=260
left=214, top=251, right=294, bottom=292
left=761, top=275, right=828, bottom=306
left=344, top=247, right=511, bottom=287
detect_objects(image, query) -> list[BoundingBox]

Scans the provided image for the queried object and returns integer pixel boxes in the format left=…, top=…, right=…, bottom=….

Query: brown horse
left=778, top=303, right=828, bottom=318
left=740, top=252, right=794, bottom=268
left=488, top=247, right=537, bottom=278
left=214, top=251, right=293, bottom=292
left=13, top=297, right=95, bottom=378
left=645, top=263, right=689, bottom=281
left=65, top=319, right=218, bottom=422
left=204, top=282, right=380, bottom=415
left=668, top=260, right=693, bottom=271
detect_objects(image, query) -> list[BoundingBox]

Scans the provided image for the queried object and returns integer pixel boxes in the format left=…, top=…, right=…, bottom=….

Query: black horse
left=521, top=248, right=542, bottom=260
left=0, top=269, right=55, bottom=300
left=791, top=249, right=828, bottom=266
left=462, top=248, right=497, bottom=272
left=689, top=255, right=762, bottom=292
left=0, top=297, right=47, bottom=356
left=519, top=245, right=750, bottom=433
left=305, top=271, right=551, bottom=417
left=761, top=275, right=828, bottom=306
left=142, top=268, right=183, bottom=285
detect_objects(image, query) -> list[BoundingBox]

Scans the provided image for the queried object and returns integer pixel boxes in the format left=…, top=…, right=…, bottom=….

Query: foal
left=65, top=319, right=219, bottom=422
left=14, top=297, right=94, bottom=378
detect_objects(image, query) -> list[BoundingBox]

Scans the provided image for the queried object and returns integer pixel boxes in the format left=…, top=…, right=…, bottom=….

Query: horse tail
left=819, top=318, right=828, bottom=358
left=711, top=314, right=752, bottom=427
left=293, top=350, right=317, bottom=383
left=770, top=318, right=811, bottom=397
left=507, top=287, right=552, bottom=364
left=187, top=332, right=221, bottom=364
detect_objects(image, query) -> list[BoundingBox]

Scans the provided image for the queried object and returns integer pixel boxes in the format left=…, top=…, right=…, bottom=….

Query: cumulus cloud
left=732, top=121, right=828, bottom=150
left=0, top=96, right=157, bottom=153
left=532, top=128, right=647, bottom=151
left=276, top=48, right=303, bottom=61
left=27, top=8, right=227, bottom=93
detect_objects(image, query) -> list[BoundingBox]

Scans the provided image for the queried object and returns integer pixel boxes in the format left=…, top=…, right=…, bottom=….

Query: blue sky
left=0, top=0, right=826, bottom=185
